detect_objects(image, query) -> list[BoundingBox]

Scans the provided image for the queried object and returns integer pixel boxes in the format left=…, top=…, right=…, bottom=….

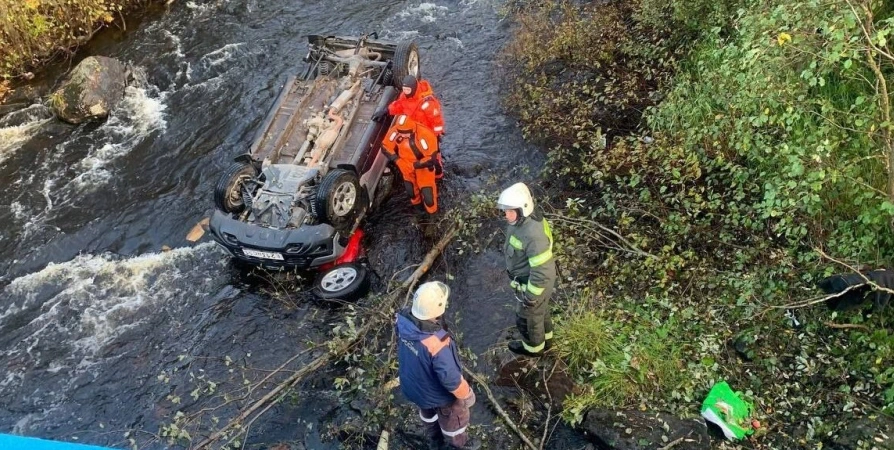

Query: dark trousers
left=419, top=398, right=471, bottom=448
left=515, top=291, right=554, bottom=352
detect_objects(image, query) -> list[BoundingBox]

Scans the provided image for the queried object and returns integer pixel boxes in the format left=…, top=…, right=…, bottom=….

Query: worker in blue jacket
left=396, top=281, right=479, bottom=450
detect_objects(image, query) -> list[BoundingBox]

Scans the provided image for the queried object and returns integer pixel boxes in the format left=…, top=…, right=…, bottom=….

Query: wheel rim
left=320, top=266, right=358, bottom=292
left=331, top=181, right=357, bottom=217
left=407, top=50, right=419, bottom=77
left=227, top=174, right=251, bottom=209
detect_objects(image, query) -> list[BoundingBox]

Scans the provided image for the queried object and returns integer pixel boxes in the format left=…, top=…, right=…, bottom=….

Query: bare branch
left=463, top=367, right=539, bottom=450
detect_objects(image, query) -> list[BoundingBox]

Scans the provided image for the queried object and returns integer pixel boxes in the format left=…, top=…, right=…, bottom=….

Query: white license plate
left=242, top=248, right=284, bottom=260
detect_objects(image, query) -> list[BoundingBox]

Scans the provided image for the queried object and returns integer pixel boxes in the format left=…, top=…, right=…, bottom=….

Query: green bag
left=700, top=381, right=755, bottom=440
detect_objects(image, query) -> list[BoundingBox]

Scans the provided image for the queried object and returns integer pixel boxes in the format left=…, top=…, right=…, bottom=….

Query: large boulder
left=50, top=56, right=126, bottom=124
left=579, top=409, right=712, bottom=450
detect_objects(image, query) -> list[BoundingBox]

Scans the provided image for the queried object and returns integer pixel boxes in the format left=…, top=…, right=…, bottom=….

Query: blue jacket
left=395, top=310, right=471, bottom=409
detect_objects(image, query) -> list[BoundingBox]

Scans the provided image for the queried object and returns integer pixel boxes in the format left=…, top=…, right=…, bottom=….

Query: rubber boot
left=508, top=340, right=543, bottom=357
left=448, top=437, right=481, bottom=450
left=423, top=422, right=443, bottom=450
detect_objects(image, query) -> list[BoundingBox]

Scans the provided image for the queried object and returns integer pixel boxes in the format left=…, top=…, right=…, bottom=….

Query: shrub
left=0, top=0, right=151, bottom=80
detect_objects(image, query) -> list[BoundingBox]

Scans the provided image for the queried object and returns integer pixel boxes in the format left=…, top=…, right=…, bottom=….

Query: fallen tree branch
left=545, top=213, right=656, bottom=259
left=463, top=367, right=538, bottom=450
left=658, top=437, right=685, bottom=450
left=194, top=225, right=459, bottom=449
left=823, top=321, right=871, bottom=332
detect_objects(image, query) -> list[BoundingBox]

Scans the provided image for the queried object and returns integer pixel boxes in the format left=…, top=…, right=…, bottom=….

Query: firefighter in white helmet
left=395, top=282, right=479, bottom=449
left=497, top=182, right=556, bottom=357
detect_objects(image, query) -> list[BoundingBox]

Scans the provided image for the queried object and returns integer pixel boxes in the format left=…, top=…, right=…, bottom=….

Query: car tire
left=312, top=262, right=370, bottom=301
left=215, top=161, right=259, bottom=214
left=316, top=169, right=363, bottom=231
left=392, top=41, right=420, bottom=88
left=371, top=170, right=395, bottom=211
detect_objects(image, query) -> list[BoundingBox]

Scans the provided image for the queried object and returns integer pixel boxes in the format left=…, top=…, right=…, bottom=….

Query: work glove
left=382, top=149, right=398, bottom=163
left=413, top=159, right=436, bottom=170
left=432, top=156, right=443, bottom=176
left=371, top=108, right=388, bottom=122
left=461, top=390, right=476, bottom=408
left=521, top=292, right=538, bottom=308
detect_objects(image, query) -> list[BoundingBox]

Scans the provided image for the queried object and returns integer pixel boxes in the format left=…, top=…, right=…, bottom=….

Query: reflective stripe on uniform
left=526, top=283, right=545, bottom=296
left=420, top=412, right=439, bottom=423
left=529, top=219, right=554, bottom=267
left=544, top=331, right=554, bottom=340
left=441, top=426, right=468, bottom=437
left=433, top=125, right=443, bottom=132
left=420, top=139, right=429, bottom=151
left=522, top=340, right=545, bottom=353
left=528, top=248, right=553, bottom=267
left=421, top=101, right=430, bottom=110
left=389, top=131, right=397, bottom=141
left=509, top=235, right=523, bottom=250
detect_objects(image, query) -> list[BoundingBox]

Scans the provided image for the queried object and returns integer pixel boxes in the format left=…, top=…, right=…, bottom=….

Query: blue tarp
left=0, top=434, right=118, bottom=450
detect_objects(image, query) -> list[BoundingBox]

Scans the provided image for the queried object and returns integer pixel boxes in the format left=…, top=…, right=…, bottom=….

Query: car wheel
left=214, top=161, right=259, bottom=214
left=312, top=262, right=370, bottom=301
left=392, top=41, right=420, bottom=88
left=316, top=169, right=364, bottom=231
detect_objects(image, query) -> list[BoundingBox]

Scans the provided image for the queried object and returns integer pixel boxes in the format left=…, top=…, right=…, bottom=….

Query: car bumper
left=209, top=210, right=345, bottom=269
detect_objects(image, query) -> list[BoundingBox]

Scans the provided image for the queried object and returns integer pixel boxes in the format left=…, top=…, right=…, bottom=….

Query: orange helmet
left=395, top=114, right=415, bottom=132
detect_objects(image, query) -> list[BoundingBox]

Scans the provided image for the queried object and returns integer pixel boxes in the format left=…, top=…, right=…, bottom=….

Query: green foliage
left=557, top=307, right=686, bottom=424
left=502, top=0, right=894, bottom=446
left=0, top=0, right=148, bottom=81
left=649, top=0, right=894, bottom=262
left=500, top=0, right=681, bottom=149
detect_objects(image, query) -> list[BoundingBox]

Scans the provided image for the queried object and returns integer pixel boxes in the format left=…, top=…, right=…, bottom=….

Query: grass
left=556, top=304, right=686, bottom=422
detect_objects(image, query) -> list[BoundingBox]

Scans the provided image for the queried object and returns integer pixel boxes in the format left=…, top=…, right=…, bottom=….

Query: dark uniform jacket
left=395, top=309, right=471, bottom=409
left=504, top=213, right=557, bottom=303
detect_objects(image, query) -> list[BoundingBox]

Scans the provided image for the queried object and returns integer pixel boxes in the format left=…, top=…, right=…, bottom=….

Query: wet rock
left=5, top=84, right=46, bottom=104
left=832, top=414, right=894, bottom=449
left=450, top=161, right=485, bottom=178
left=494, top=350, right=577, bottom=408
left=50, top=56, right=126, bottom=124
left=579, top=409, right=712, bottom=450
left=0, top=102, right=30, bottom=119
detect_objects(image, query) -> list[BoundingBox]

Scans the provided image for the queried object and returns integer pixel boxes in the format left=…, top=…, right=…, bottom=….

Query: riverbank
left=499, top=0, right=894, bottom=448
left=0, top=0, right=166, bottom=89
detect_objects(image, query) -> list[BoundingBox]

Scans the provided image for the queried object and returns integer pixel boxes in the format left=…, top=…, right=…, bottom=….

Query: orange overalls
left=387, top=79, right=445, bottom=137
left=381, top=115, right=440, bottom=214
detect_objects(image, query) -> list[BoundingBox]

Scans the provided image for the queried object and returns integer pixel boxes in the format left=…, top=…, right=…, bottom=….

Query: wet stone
left=50, top=56, right=126, bottom=124
left=833, top=414, right=894, bottom=450
left=579, top=409, right=712, bottom=450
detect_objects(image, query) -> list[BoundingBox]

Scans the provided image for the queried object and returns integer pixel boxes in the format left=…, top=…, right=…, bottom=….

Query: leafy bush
left=502, top=0, right=894, bottom=445
left=649, top=0, right=894, bottom=262
left=0, top=0, right=151, bottom=80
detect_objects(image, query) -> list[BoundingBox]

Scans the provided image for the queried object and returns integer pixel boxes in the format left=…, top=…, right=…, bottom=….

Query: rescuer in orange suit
left=381, top=114, right=441, bottom=214
left=373, top=74, right=445, bottom=178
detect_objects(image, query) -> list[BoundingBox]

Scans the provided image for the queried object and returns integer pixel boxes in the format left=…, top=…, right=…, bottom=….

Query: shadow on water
left=0, top=0, right=595, bottom=448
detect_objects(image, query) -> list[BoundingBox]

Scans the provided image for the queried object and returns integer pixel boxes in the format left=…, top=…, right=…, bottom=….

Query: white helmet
left=497, top=182, right=534, bottom=217
left=411, top=281, right=450, bottom=320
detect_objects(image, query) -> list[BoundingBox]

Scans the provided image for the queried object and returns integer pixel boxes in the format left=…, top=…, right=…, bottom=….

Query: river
left=0, top=0, right=586, bottom=448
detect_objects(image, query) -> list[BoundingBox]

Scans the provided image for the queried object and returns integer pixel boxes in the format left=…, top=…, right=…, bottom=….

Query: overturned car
left=209, top=34, right=420, bottom=299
